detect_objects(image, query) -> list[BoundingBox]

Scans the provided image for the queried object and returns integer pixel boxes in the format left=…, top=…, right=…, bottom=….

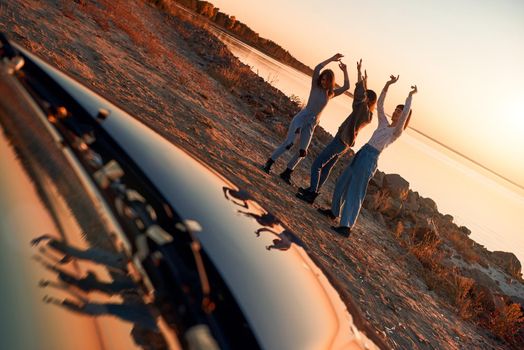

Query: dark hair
left=396, top=104, right=413, bottom=130
left=366, top=90, right=377, bottom=104
left=317, top=69, right=335, bottom=96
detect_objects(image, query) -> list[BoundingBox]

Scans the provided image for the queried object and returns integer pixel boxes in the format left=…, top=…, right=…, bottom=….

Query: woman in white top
left=318, top=75, right=417, bottom=237
left=262, top=53, right=350, bottom=184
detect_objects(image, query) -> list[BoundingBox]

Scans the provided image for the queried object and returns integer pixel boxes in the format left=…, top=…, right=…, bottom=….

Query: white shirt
left=367, top=90, right=413, bottom=152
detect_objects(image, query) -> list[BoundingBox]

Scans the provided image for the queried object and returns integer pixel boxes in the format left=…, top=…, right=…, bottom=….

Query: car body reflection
left=0, top=34, right=380, bottom=350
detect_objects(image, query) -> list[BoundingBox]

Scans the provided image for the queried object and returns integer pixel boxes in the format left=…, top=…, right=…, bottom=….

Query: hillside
left=1, top=0, right=523, bottom=348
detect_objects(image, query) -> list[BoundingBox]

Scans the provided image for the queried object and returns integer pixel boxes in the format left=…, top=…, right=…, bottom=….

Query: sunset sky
left=211, top=0, right=524, bottom=190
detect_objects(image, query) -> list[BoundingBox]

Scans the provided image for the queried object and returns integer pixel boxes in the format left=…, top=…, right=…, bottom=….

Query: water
left=213, top=29, right=524, bottom=265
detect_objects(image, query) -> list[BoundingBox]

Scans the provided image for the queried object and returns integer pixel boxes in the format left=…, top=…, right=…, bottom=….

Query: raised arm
left=312, top=53, right=344, bottom=83
left=377, top=74, right=399, bottom=127
left=333, top=61, right=350, bottom=96
left=353, top=59, right=367, bottom=106
left=393, top=85, right=417, bottom=136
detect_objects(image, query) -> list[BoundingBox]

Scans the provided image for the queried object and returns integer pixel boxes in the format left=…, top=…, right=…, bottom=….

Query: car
left=0, top=33, right=380, bottom=350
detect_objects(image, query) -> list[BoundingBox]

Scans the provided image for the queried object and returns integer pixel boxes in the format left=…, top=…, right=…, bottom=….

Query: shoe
left=298, top=186, right=311, bottom=193
left=279, top=168, right=293, bottom=185
left=262, top=158, right=274, bottom=174
left=331, top=226, right=351, bottom=238
left=317, top=207, right=337, bottom=220
left=296, top=189, right=319, bottom=204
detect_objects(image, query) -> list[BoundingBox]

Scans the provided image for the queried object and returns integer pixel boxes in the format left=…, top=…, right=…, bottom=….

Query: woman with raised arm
left=262, top=53, right=350, bottom=185
left=297, top=59, right=376, bottom=204
left=318, top=75, right=418, bottom=237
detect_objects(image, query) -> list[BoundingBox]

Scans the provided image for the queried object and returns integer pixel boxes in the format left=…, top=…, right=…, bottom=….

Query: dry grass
left=448, top=272, right=482, bottom=320
left=447, top=229, right=483, bottom=265
left=75, top=0, right=170, bottom=59
left=407, top=228, right=524, bottom=346
left=151, top=0, right=209, bottom=30
left=289, top=94, right=303, bottom=107
left=207, top=65, right=241, bottom=90
left=408, top=219, right=443, bottom=269
left=488, top=303, right=524, bottom=344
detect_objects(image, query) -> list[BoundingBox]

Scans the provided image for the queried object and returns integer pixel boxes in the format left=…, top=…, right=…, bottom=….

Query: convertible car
left=0, top=34, right=380, bottom=350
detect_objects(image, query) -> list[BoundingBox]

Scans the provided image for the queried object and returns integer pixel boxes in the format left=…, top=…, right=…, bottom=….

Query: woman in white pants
left=262, top=53, right=350, bottom=184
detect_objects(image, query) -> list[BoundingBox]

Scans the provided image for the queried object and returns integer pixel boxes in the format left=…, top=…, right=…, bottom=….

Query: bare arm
left=353, top=60, right=367, bottom=106
left=357, top=59, right=363, bottom=83
left=312, top=53, right=344, bottom=83
left=393, top=85, right=417, bottom=136
left=333, top=61, right=350, bottom=96
left=377, top=74, right=399, bottom=127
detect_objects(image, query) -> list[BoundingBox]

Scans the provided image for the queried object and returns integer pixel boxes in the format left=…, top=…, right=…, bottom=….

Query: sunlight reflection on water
left=214, top=29, right=524, bottom=264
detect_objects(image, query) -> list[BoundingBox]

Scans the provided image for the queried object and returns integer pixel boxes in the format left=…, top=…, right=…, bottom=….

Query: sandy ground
left=0, top=0, right=519, bottom=348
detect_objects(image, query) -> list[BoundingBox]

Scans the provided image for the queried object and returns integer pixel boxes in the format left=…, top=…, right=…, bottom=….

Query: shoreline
left=216, top=28, right=524, bottom=267
left=1, top=0, right=523, bottom=348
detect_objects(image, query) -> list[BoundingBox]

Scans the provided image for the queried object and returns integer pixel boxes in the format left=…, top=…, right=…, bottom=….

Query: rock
left=379, top=197, right=404, bottom=219
left=461, top=267, right=502, bottom=294
left=459, top=226, right=471, bottom=236
left=409, top=217, right=439, bottom=246
left=370, top=170, right=385, bottom=188
left=419, top=196, right=438, bottom=214
left=470, top=283, right=497, bottom=322
left=509, top=295, right=524, bottom=307
left=443, top=214, right=454, bottom=223
left=403, top=191, right=420, bottom=212
left=490, top=251, right=523, bottom=279
left=372, top=211, right=387, bottom=227
left=382, top=173, right=410, bottom=201
left=410, top=191, right=420, bottom=201
left=434, top=214, right=459, bottom=234
left=363, top=191, right=381, bottom=211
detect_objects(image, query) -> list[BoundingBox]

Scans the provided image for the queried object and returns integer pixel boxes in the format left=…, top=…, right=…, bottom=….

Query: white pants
left=270, top=113, right=316, bottom=170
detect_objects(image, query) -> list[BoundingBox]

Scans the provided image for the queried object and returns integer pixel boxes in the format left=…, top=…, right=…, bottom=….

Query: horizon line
left=406, top=126, right=524, bottom=192
left=210, top=24, right=523, bottom=192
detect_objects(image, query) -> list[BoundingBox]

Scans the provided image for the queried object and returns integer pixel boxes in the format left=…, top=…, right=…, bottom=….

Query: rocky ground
left=1, top=0, right=523, bottom=348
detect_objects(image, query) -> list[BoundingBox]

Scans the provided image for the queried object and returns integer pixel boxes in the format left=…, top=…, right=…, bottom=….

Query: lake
left=212, top=28, right=524, bottom=265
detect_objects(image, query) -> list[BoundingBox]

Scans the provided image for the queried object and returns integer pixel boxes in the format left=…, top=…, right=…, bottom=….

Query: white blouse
left=367, top=90, right=413, bottom=152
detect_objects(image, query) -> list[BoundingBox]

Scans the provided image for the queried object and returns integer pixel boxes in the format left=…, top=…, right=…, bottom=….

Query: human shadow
left=42, top=294, right=159, bottom=331
left=31, top=234, right=127, bottom=271
left=30, top=234, right=164, bottom=335
left=32, top=247, right=167, bottom=345
left=36, top=257, right=135, bottom=296
left=255, top=228, right=304, bottom=251
left=237, top=210, right=280, bottom=228
left=223, top=186, right=252, bottom=209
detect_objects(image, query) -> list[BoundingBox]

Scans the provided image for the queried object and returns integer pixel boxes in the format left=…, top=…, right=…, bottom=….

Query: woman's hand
left=362, top=69, right=368, bottom=89
left=331, top=53, right=344, bottom=61
left=357, top=59, right=362, bottom=73
left=409, top=85, right=418, bottom=96
left=338, top=61, right=347, bottom=71
left=387, top=74, right=399, bottom=85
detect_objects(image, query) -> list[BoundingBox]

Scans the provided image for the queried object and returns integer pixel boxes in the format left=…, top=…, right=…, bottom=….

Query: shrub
left=488, top=303, right=524, bottom=344
left=207, top=65, right=240, bottom=89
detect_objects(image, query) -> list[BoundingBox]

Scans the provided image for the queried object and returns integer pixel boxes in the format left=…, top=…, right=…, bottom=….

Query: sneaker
left=317, top=207, right=337, bottom=220
left=279, top=168, right=293, bottom=185
left=298, top=186, right=311, bottom=193
left=331, top=226, right=351, bottom=238
left=296, top=190, right=318, bottom=204
left=262, top=159, right=274, bottom=174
